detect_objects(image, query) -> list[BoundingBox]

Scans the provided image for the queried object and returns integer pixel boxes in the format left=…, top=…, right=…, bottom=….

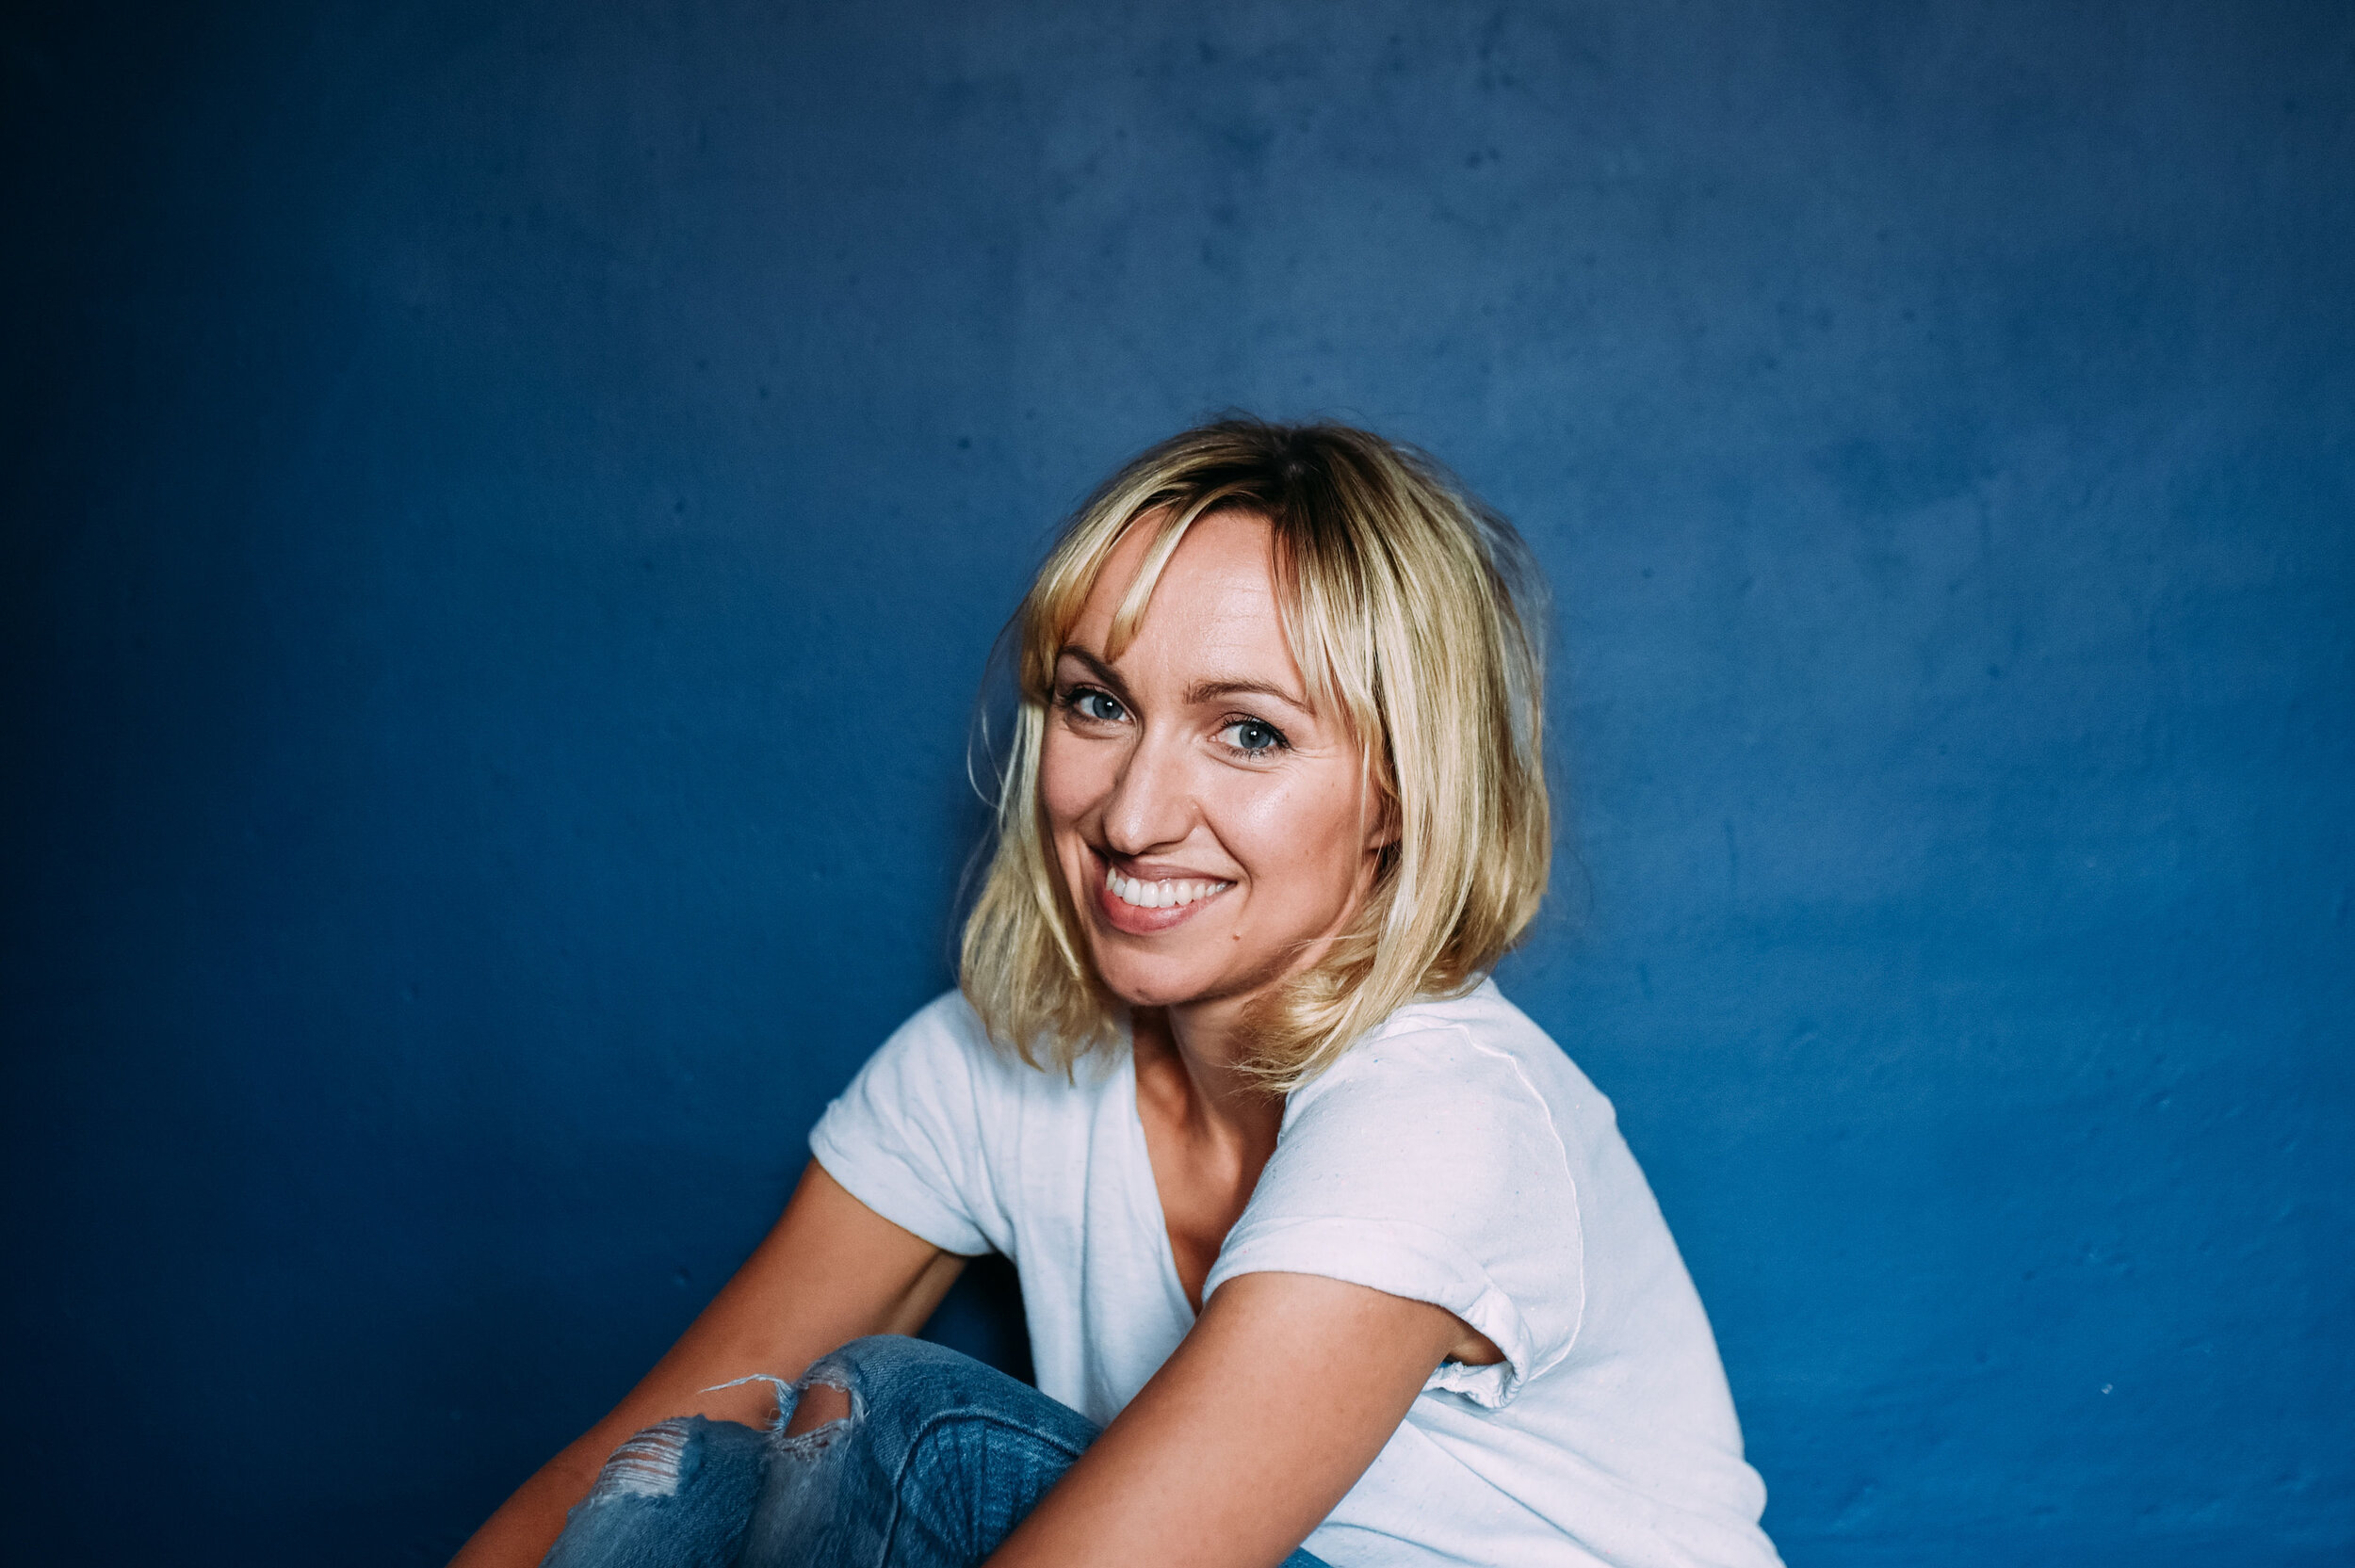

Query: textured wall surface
left=4, top=2, right=2349, bottom=1563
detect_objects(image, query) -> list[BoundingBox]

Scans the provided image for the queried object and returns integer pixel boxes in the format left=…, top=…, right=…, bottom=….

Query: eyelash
left=1054, top=686, right=1291, bottom=761
left=1057, top=685, right=1129, bottom=724
left=1214, top=716, right=1290, bottom=759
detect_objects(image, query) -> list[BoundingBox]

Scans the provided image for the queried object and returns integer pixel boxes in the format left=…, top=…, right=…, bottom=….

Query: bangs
left=1036, top=491, right=1384, bottom=771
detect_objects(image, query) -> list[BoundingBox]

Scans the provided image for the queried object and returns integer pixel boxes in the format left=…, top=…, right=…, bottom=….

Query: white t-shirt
left=808, top=981, right=1781, bottom=1568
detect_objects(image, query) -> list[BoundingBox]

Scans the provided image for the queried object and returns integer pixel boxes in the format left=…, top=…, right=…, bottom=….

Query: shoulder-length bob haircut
left=960, top=416, right=1551, bottom=1091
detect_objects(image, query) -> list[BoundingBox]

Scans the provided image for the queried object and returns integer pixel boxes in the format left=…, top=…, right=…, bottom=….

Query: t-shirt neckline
left=1117, top=1014, right=1207, bottom=1325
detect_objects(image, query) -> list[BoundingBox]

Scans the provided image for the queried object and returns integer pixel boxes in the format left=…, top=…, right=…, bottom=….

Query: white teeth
left=1102, top=868, right=1229, bottom=911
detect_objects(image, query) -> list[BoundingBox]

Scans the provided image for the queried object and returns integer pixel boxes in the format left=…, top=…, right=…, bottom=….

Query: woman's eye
left=1068, top=689, right=1127, bottom=723
left=1220, top=719, right=1286, bottom=755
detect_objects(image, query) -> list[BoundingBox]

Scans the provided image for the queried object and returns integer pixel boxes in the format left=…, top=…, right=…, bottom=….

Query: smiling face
left=1039, top=509, right=1389, bottom=1017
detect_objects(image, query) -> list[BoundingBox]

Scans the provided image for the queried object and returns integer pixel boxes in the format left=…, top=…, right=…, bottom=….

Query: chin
left=1089, top=958, right=1208, bottom=1011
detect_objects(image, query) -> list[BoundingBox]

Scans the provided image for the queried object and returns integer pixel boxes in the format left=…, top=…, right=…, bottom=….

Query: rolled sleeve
left=1201, top=1025, right=1585, bottom=1410
left=807, top=993, right=1005, bottom=1258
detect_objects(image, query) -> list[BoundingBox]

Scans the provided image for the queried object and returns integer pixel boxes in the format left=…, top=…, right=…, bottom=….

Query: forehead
left=1068, top=509, right=1297, bottom=677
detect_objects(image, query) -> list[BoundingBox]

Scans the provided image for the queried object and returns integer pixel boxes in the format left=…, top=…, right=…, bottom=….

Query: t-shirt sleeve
left=1202, top=1025, right=1586, bottom=1409
left=806, top=992, right=1009, bottom=1258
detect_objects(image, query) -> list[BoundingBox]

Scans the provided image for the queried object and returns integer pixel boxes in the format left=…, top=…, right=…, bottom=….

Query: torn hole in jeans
left=780, top=1376, right=855, bottom=1447
left=590, top=1417, right=696, bottom=1500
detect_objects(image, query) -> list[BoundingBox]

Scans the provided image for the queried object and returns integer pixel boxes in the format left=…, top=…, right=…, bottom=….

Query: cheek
left=1221, top=773, right=1367, bottom=897
left=1037, top=731, right=1106, bottom=835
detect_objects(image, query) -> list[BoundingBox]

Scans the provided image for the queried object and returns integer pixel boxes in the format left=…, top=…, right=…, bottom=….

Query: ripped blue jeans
left=540, top=1335, right=1334, bottom=1568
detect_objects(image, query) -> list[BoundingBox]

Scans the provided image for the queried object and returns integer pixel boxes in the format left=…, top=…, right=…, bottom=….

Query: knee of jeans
left=780, top=1335, right=991, bottom=1447
left=781, top=1377, right=853, bottom=1438
left=808, top=1334, right=988, bottom=1407
left=773, top=1338, right=881, bottom=1446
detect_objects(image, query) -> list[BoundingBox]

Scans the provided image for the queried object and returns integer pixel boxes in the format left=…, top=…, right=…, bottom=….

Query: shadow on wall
left=921, top=1253, right=1034, bottom=1386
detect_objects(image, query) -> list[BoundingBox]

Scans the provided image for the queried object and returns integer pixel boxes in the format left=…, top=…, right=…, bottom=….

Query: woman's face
left=1040, top=509, right=1388, bottom=1018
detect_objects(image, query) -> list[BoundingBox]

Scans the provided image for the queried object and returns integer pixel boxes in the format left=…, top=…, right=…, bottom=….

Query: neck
left=1131, top=999, right=1282, bottom=1143
left=1129, top=844, right=1386, bottom=1138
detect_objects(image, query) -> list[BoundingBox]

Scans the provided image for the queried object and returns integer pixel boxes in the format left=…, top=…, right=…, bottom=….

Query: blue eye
left=1067, top=688, right=1127, bottom=723
left=1221, top=719, right=1286, bottom=755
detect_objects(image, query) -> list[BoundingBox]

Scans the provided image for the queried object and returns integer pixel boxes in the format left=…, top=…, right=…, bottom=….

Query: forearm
left=448, top=1162, right=962, bottom=1568
left=447, top=1443, right=598, bottom=1568
left=986, top=1273, right=1458, bottom=1568
left=449, top=1366, right=785, bottom=1568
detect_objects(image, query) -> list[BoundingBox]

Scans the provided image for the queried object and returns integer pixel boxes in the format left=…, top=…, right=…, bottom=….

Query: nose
left=1098, top=726, right=1194, bottom=857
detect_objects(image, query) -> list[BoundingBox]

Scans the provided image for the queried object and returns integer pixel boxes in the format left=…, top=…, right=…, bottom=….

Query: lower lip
left=1096, top=877, right=1228, bottom=935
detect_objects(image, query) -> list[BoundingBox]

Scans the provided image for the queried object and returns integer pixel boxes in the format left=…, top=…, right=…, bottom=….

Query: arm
left=986, top=1270, right=1474, bottom=1568
left=450, top=1159, right=961, bottom=1568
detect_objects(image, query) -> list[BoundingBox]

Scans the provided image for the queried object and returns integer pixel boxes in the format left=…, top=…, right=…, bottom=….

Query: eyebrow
left=1182, top=676, right=1311, bottom=715
left=1053, top=646, right=1310, bottom=716
left=1054, top=647, right=1132, bottom=701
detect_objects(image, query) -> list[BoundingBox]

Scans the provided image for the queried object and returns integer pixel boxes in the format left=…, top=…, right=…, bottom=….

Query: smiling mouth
left=1102, top=865, right=1235, bottom=912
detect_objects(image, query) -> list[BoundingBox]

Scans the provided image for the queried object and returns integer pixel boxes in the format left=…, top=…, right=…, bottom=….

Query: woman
left=454, top=419, right=1781, bottom=1568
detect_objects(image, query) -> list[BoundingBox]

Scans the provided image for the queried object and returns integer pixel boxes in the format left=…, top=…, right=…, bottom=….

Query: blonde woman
left=454, top=420, right=1781, bottom=1568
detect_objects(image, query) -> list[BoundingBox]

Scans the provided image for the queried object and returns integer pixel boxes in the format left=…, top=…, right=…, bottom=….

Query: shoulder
left=1285, top=980, right=1604, bottom=1163
left=836, top=990, right=1123, bottom=1143
left=820, top=991, right=1023, bottom=1144
left=862, top=989, right=1055, bottom=1090
left=1357, top=977, right=1584, bottom=1082
left=1264, top=990, right=1580, bottom=1222
left=883, top=987, right=995, bottom=1056
left=810, top=990, right=1057, bottom=1256
left=1211, top=982, right=1592, bottom=1403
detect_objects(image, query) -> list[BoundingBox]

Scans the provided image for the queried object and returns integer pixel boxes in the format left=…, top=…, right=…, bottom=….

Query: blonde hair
left=959, top=417, right=1551, bottom=1091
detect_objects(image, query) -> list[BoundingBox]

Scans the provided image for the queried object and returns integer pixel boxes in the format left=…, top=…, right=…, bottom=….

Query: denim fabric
left=542, top=1335, right=1333, bottom=1568
left=542, top=1414, right=770, bottom=1568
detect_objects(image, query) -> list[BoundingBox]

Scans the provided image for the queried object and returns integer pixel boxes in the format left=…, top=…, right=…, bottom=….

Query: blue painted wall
left=4, top=2, right=2348, bottom=1562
